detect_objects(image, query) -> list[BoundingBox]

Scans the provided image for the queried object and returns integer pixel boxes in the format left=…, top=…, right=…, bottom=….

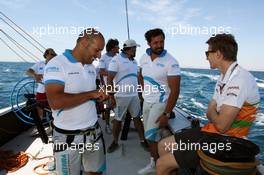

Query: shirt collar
left=106, top=52, right=113, bottom=57
left=220, top=62, right=238, bottom=84
left=146, top=48, right=167, bottom=57
left=63, top=49, right=78, bottom=63
left=120, top=52, right=128, bottom=59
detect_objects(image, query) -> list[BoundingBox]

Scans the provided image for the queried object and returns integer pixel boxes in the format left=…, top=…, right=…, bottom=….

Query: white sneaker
left=105, top=124, right=112, bottom=134
left=137, top=157, right=155, bottom=174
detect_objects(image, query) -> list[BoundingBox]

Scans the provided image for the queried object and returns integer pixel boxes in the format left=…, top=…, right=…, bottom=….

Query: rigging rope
left=0, top=36, right=29, bottom=63
left=0, top=29, right=40, bottom=62
left=0, top=11, right=46, bottom=51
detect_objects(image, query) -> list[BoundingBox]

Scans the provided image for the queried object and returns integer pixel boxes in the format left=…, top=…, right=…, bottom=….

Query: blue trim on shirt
left=97, top=160, right=106, bottom=172
left=63, top=49, right=78, bottom=63
left=106, top=52, right=113, bottom=57
left=44, top=79, right=65, bottom=86
left=116, top=73, right=138, bottom=84
left=57, top=108, right=64, bottom=117
left=146, top=48, right=167, bottom=57
left=120, top=52, right=128, bottom=58
left=145, top=128, right=159, bottom=141
left=143, top=76, right=165, bottom=102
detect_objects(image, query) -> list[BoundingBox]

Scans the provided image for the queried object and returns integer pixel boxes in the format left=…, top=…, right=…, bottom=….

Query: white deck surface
left=0, top=118, right=154, bottom=175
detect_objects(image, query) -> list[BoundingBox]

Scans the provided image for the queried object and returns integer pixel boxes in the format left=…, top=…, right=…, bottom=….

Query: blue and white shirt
left=108, top=53, right=138, bottom=97
left=98, top=53, right=114, bottom=84
left=139, top=49, right=181, bottom=103
left=44, top=49, right=98, bottom=130
left=31, top=61, right=45, bottom=93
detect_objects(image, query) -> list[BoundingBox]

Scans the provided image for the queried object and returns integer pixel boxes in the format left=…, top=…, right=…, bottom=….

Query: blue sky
left=0, top=0, right=263, bottom=71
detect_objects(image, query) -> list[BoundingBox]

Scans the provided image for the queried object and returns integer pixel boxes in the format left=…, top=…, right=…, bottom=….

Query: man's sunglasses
left=205, top=50, right=216, bottom=57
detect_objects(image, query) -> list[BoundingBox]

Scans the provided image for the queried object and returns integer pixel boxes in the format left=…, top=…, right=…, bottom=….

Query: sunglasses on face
left=205, top=50, right=216, bottom=58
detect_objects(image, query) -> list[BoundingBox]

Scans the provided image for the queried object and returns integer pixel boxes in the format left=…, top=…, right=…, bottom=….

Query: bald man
left=44, top=28, right=108, bottom=175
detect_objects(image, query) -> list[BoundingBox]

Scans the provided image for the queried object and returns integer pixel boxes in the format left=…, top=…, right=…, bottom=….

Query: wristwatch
left=163, top=112, right=170, bottom=118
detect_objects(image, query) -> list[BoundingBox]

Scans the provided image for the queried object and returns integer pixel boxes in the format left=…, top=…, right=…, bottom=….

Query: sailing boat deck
left=0, top=118, right=153, bottom=175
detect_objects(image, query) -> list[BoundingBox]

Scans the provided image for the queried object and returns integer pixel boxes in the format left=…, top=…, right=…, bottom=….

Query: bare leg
left=148, top=141, right=159, bottom=161
left=133, top=118, right=145, bottom=141
left=112, top=119, right=122, bottom=144
left=158, top=135, right=176, bottom=157
left=156, top=153, right=179, bottom=175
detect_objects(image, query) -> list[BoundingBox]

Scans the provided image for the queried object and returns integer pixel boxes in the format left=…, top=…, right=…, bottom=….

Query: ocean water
left=0, top=61, right=263, bottom=162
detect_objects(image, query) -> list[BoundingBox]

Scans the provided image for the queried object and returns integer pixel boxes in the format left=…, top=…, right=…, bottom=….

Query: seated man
left=156, top=33, right=260, bottom=175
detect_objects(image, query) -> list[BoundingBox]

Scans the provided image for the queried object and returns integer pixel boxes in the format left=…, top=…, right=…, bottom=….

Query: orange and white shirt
left=202, top=62, right=260, bottom=138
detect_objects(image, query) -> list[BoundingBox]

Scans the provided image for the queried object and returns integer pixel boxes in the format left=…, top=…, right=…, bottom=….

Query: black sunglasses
left=49, top=53, right=57, bottom=56
left=205, top=50, right=216, bottom=57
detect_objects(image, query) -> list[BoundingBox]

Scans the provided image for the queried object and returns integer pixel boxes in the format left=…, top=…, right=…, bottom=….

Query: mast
left=125, top=0, right=130, bottom=39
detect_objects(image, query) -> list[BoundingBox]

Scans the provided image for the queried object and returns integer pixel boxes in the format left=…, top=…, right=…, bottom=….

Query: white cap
left=123, top=39, right=140, bottom=48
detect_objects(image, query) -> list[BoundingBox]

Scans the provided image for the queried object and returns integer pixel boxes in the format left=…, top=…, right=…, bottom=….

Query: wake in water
left=181, top=70, right=219, bottom=81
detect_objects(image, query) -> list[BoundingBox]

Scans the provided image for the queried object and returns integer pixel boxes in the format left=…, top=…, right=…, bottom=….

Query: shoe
left=137, top=157, right=155, bottom=174
left=140, top=140, right=149, bottom=152
left=107, top=142, right=119, bottom=153
left=105, top=124, right=112, bottom=134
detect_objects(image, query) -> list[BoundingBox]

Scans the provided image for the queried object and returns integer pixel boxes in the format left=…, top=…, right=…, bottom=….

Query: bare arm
left=156, top=76, right=181, bottom=127
left=26, top=68, right=43, bottom=82
left=206, top=99, right=240, bottom=133
left=164, top=76, right=181, bottom=113
left=45, top=84, right=106, bottom=110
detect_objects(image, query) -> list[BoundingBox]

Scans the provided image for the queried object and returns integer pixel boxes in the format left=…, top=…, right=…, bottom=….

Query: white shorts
left=114, top=96, right=141, bottom=121
left=53, top=124, right=106, bottom=174
left=143, top=101, right=166, bottom=142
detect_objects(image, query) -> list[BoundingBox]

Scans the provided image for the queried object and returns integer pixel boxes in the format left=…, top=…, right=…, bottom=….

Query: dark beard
left=152, top=48, right=164, bottom=55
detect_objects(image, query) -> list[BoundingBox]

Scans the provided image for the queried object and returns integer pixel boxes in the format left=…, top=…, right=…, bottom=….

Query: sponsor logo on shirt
left=227, top=86, right=240, bottom=90
left=156, top=63, right=165, bottom=67
left=88, top=70, right=95, bottom=75
left=46, top=66, right=60, bottom=73
left=68, top=72, right=80, bottom=75
left=172, top=64, right=179, bottom=68
left=227, top=92, right=238, bottom=97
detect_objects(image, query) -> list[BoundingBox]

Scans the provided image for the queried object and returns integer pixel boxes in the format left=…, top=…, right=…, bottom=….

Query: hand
left=97, top=91, right=108, bottom=102
left=155, top=114, right=169, bottom=128
left=34, top=74, right=43, bottom=82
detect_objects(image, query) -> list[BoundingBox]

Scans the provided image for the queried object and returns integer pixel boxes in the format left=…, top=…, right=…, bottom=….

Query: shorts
left=143, top=101, right=166, bottom=142
left=36, top=93, right=49, bottom=107
left=114, top=96, right=141, bottom=121
left=53, top=124, right=106, bottom=174
left=173, top=127, right=204, bottom=168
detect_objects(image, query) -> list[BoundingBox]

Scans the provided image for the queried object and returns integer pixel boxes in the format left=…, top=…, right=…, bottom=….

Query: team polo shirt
left=139, top=48, right=181, bottom=103
left=108, top=52, right=138, bottom=97
left=98, top=53, right=113, bottom=84
left=92, top=58, right=100, bottom=80
left=44, top=49, right=98, bottom=130
left=31, top=61, right=45, bottom=93
left=202, top=62, right=260, bottom=138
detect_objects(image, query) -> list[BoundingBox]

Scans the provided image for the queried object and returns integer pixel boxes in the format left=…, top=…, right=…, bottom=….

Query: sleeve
left=30, top=62, right=39, bottom=72
left=167, top=58, right=181, bottom=76
left=139, top=55, right=144, bottom=68
left=212, top=85, right=218, bottom=101
left=44, top=60, right=65, bottom=86
left=98, top=57, right=106, bottom=69
left=221, top=79, right=247, bottom=108
left=108, top=57, right=118, bottom=73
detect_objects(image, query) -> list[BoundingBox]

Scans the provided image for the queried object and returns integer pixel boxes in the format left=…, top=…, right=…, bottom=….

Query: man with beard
left=107, top=39, right=147, bottom=153
left=137, top=28, right=181, bottom=174
left=44, top=28, right=108, bottom=175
